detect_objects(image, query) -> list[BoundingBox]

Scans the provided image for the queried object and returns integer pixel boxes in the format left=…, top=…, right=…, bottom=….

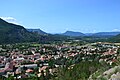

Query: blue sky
left=0, top=0, right=120, bottom=33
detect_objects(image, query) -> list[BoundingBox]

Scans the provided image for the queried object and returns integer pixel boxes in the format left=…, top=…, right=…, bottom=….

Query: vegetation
left=52, top=61, right=102, bottom=80
left=1, top=18, right=120, bottom=80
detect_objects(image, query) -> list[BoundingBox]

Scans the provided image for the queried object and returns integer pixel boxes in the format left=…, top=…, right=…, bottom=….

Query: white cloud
left=0, top=17, right=20, bottom=25
left=0, top=17, right=16, bottom=21
left=112, top=29, right=120, bottom=32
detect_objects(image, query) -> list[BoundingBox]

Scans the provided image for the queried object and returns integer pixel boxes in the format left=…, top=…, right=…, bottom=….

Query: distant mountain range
left=61, top=31, right=120, bottom=37
left=91, top=32, right=120, bottom=37
left=59, top=30, right=120, bottom=42
left=26, top=29, right=120, bottom=37
left=1, top=17, right=120, bottom=44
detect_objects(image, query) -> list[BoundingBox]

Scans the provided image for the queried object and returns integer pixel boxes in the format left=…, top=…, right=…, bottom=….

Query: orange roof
left=26, top=69, right=33, bottom=73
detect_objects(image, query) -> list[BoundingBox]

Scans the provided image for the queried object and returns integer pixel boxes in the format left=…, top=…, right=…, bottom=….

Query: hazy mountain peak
left=62, top=31, right=85, bottom=36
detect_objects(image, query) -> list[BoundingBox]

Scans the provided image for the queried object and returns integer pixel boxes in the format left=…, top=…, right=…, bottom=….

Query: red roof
left=26, top=69, right=33, bottom=73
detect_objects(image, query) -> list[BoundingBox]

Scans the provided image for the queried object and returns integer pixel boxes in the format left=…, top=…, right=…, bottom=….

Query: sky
left=0, top=0, right=120, bottom=33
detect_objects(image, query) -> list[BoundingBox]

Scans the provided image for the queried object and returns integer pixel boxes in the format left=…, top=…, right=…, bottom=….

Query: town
left=0, top=40, right=120, bottom=80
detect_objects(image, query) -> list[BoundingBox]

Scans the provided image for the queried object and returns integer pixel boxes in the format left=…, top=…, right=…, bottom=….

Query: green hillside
left=0, top=18, right=42, bottom=44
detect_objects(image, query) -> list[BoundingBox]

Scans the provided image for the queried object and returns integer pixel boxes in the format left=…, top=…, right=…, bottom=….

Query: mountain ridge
left=62, top=31, right=85, bottom=36
left=0, top=18, right=70, bottom=44
left=91, top=32, right=120, bottom=37
left=1, top=17, right=120, bottom=44
left=27, top=29, right=47, bottom=35
left=0, top=18, right=43, bottom=44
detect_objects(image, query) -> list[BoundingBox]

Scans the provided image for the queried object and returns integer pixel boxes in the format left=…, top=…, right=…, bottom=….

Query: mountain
left=0, top=18, right=44, bottom=44
left=62, top=31, right=85, bottom=37
left=61, top=31, right=120, bottom=37
left=85, top=33, right=94, bottom=36
left=27, top=29, right=47, bottom=35
left=0, top=18, right=70, bottom=44
left=91, top=32, right=120, bottom=37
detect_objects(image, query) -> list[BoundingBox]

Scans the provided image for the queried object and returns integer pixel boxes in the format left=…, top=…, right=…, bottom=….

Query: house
left=20, top=64, right=37, bottom=69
